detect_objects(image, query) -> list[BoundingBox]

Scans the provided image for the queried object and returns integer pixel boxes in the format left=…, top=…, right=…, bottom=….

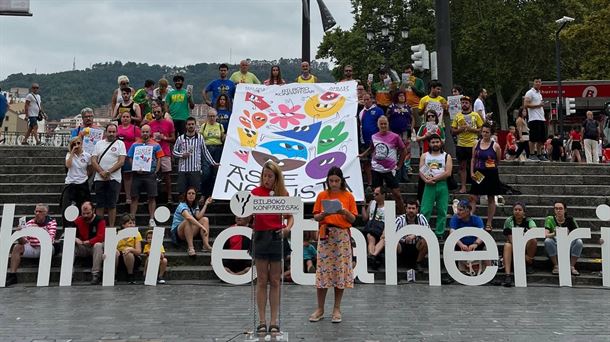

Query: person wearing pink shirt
left=117, top=111, right=141, bottom=204
left=148, top=100, right=175, bottom=203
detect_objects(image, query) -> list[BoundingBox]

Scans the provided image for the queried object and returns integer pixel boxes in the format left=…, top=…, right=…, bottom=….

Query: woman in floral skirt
left=309, top=166, right=357, bottom=324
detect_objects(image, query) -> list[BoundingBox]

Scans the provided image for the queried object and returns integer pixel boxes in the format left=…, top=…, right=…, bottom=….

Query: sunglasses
left=32, top=86, right=39, bottom=89
left=153, top=110, right=163, bottom=114
left=71, top=142, right=82, bottom=147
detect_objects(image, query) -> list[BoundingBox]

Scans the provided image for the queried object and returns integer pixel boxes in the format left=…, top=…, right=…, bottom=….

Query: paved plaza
left=1, top=281, right=609, bottom=342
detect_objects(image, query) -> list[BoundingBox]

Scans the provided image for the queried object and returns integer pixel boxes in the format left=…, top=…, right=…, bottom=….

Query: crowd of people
left=4, top=61, right=608, bottom=329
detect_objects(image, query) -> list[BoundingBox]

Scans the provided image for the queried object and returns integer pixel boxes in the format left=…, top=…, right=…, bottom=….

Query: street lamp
left=365, top=15, right=409, bottom=67
left=555, top=15, right=575, bottom=137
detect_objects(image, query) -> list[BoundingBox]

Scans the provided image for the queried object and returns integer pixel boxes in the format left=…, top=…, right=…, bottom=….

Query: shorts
left=177, top=172, right=202, bottom=194
left=252, top=230, right=291, bottom=262
left=456, top=146, right=473, bottom=162
left=117, top=253, right=142, bottom=273
left=174, top=120, right=187, bottom=137
left=571, top=141, right=582, bottom=151
left=121, top=158, right=132, bottom=172
left=503, top=227, right=530, bottom=237
left=131, top=173, right=157, bottom=198
left=0, top=112, right=6, bottom=124
left=22, top=244, right=54, bottom=258
left=528, top=120, right=546, bottom=143
left=372, top=170, right=399, bottom=189
left=28, top=116, right=38, bottom=128
left=94, top=180, right=121, bottom=208
left=159, top=156, right=172, bottom=173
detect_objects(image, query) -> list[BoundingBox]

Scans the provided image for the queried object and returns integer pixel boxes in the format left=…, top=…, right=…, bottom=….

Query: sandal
left=485, top=225, right=493, bottom=232
left=268, top=325, right=280, bottom=333
left=256, top=323, right=267, bottom=333
left=571, top=266, right=580, bottom=276
left=309, top=311, right=324, bottom=322
left=331, top=311, right=342, bottom=323
left=187, top=248, right=196, bottom=257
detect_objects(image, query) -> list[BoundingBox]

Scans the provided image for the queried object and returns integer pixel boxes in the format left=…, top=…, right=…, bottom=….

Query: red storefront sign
left=540, top=83, right=610, bottom=99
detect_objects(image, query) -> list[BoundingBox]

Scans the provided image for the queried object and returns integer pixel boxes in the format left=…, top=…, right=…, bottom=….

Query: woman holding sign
left=250, top=161, right=293, bottom=334
left=309, top=166, right=357, bottom=324
left=469, top=123, right=502, bottom=232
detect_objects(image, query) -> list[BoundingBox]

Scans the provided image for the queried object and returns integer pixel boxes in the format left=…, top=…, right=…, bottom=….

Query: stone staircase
left=1, top=146, right=609, bottom=286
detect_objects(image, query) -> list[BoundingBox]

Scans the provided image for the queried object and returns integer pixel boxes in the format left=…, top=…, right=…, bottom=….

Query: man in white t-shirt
left=524, top=77, right=549, bottom=161
left=23, top=83, right=43, bottom=145
left=91, top=123, right=126, bottom=227
left=474, top=88, right=488, bottom=122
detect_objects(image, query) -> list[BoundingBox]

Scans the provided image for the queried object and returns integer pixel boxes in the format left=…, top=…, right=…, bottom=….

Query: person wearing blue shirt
left=0, top=89, right=8, bottom=143
left=449, top=199, right=485, bottom=250
left=358, top=92, right=384, bottom=190
left=203, top=64, right=236, bottom=107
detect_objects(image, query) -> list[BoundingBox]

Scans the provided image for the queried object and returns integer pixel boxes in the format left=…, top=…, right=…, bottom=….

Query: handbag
left=29, top=93, right=47, bottom=121
left=445, top=153, right=458, bottom=190
left=363, top=203, right=384, bottom=238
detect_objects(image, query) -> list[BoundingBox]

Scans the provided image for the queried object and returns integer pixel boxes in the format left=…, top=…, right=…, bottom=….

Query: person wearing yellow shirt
left=418, top=81, right=448, bottom=127
left=451, top=96, right=483, bottom=194
left=115, top=213, right=142, bottom=284
left=200, top=108, right=225, bottom=197
left=296, top=61, right=318, bottom=83
left=143, top=229, right=168, bottom=284
left=230, top=60, right=261, bottom=84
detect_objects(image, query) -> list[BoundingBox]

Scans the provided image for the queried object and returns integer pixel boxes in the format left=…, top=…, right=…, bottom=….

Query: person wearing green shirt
left=501, top=202, right=538, bottom=287
left=165, top=75, right=194, bottom=137
left=543, top=201, right=582, bottom=276
left=133, top=79, right=155, bottom=119
left=229, top=59, right=261, bottom=84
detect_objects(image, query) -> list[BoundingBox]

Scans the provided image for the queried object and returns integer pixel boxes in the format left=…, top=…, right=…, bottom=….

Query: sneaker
left=502, top=274, right=514, bottom=287
left=90, top=273, right=101, bottom=285
left=157, top=277, right=166, bottom=284
left=527, top=155, right=540, bottom=162
left=526, top=265, right=535, bottom=274
left=126, top=273, right=137, bottom=284
left=5, top=273, right=18, bottom=287
left=539, top=155, right=549, bottom=162
left=149, top=219, right=156, bottom=227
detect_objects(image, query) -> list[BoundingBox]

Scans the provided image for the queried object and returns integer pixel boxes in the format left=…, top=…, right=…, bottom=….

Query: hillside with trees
left=0, top=58, right=335, bottom=120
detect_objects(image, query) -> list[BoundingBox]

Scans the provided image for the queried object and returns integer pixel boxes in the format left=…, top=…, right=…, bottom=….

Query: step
left=1, top=157, right=67, bottom=165
left=497, top=163, right=610, bottom=175
left=0, top=146, right=68, bottom=158
left=499, top=174, right=610, bottom=185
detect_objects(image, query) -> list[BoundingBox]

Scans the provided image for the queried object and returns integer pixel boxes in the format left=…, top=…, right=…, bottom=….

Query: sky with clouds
left=0, top=0, right=355, bottom=80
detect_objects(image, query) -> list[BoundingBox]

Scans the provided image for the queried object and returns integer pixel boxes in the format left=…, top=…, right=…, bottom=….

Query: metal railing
left=0, top=131, right=72, bottom=147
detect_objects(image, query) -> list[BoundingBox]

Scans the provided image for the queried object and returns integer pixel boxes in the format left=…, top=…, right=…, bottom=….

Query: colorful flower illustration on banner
left=273, top=122, right=322, bottom=143
left=304, top=91, right=346, bottom=119
left=245, top=92, right=270, bottom=110
left=269, top=104, right=306, bottom=129
left=305, top=152, right=347, bottom=179
left=237, top=127, right=258, bottom=148
left=260, top=140, right=308, bottom=160
left=252, top=150, right=306, bottom=171
left=317, top=121, right=349, bottom=154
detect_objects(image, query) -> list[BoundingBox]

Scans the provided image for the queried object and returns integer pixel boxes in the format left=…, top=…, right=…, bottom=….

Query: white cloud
left=0, top=0, right=355, bottom=79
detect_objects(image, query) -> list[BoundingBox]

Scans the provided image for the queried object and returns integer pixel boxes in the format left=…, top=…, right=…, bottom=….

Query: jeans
left=544, top=238, right=583, bottom=258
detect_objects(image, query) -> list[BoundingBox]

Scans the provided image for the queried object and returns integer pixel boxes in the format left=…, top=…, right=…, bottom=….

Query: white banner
left=213, top=81, right=364, bottom=202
